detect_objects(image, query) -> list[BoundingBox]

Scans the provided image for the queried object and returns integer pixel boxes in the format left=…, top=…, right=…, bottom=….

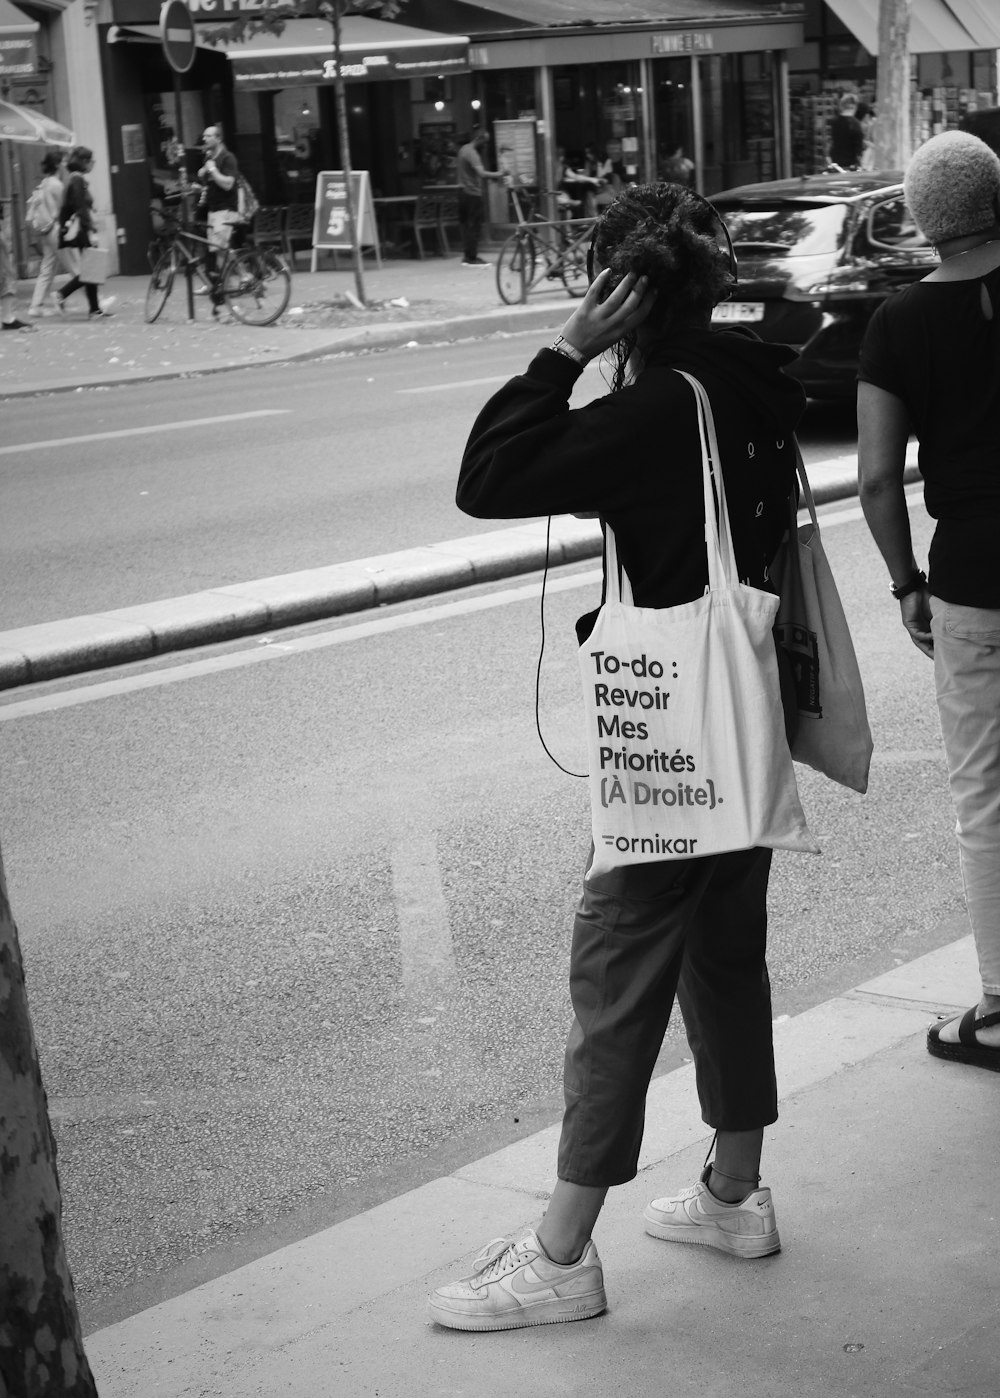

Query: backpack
left=236, top=173, right=259, bottom=224
left=25, top=182, right=54, bottom=237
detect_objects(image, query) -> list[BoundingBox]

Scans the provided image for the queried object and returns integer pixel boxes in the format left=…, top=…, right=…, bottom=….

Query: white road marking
left=390, top=832, right=456, bottom=993
left=397, top=363, right=602, bottom=395
left=0, top=410, right=291, bottom=457
left=397, top=376, right=512, bottom=395
left=0, top=487, right=923, bottom=720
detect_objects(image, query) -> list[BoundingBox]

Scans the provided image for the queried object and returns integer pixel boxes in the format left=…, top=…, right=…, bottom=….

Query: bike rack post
left=185, top=260, right=195, bottom=322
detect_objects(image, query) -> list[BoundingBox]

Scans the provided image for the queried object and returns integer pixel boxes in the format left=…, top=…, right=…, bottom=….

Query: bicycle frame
left=498, top=184, right=595, bottom=304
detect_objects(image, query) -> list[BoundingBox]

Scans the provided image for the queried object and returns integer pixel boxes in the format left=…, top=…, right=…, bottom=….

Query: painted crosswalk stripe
left=0, top=410, right=290, bottom=456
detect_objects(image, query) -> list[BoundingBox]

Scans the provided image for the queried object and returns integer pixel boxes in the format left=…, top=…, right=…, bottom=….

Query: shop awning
left=0, top=0, right=36, bottom=33
left=219, top=17, right=470, bottom=92
left=438, top=0, right=805, bottom=28
left=825, top=0, right=1000, bottom=54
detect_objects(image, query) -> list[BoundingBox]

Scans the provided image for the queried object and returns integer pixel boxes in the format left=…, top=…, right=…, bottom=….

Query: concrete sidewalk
left=1, top=256, right=571, bottom=398
left=83, top=928, right=993, bottom=1398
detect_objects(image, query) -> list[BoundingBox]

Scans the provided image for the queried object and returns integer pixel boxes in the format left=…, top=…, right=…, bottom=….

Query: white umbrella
left=0, top=96, right=74, bottom=145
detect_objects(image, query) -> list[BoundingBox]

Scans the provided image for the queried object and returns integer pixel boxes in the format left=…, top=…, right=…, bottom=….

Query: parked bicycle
left=495, top=185, right=596, bottom=305
left=144, top=192, right=291, bottom=326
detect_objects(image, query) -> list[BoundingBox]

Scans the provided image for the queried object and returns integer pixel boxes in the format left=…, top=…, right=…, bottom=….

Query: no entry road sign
left=160, top=0, right=196, bottom=73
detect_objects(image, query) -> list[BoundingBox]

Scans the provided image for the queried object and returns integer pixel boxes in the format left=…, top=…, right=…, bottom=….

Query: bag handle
left=784, top=439, right=818, bottom=540
left=603, top=370, right=739, bottom=605
left=676, top=371, right=740, bottom=593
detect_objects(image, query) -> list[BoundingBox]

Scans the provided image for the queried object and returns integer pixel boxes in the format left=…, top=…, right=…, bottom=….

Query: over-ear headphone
left=586, top=187, right=738, bottom=287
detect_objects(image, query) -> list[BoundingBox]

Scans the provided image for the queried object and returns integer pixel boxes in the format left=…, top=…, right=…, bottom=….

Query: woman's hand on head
left=558, top=269, right=656, bottom=362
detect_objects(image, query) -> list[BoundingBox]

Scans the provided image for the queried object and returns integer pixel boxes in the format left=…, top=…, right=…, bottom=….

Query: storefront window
left=699, top=52, right=776, bottom=195
left=480, top=69, right=536, bottom=125
left=552, top=61, right=644, bottom=214
left=270, top=87, right=319, bottom=198
left=652, top=58, right=694, bottom=185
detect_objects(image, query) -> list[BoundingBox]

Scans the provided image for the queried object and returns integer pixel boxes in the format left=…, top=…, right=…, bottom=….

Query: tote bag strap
left=794, top=438, right=819, bottom=530
left=674, top=370, right=740, bottom=592
left=603, top=522, right=634, bottom=606
left=603, top=370, right=738, bottom=605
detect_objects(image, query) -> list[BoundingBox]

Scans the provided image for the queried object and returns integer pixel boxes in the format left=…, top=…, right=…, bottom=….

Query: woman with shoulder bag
left=56, top=146, right=112, bottom=319
left=28, top=149, right=67, bottom=317
left=428, top=183, right=808, bottom=1332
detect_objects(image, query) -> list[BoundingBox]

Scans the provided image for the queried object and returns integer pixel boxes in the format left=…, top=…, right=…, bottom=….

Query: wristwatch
left=889, top=569, right=927, bottom=600
left=550, top=335, right=587, bottom=366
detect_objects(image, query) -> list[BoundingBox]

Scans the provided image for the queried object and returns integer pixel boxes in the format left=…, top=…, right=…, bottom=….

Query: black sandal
left=927, top=1007, right=1000, bottom=1071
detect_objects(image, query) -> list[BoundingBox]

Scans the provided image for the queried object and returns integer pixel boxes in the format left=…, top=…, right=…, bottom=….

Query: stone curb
left=0, top=516, right=601, bottom=689
left=0, top=456, right=920, bottom=692
left=0, top=303, right=569, bottom=400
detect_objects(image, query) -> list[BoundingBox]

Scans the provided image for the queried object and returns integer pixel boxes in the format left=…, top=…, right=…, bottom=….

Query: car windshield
left=714, top=202, right=849, bottom=257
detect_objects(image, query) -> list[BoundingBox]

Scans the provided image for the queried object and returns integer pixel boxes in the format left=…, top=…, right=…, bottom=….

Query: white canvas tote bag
left=580, top=371, right=819, bottom=878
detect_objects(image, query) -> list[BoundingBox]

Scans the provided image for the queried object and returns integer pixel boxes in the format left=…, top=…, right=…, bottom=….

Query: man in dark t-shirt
left=828, top=95, right=865, bottom=169
left=197, top=125, right=240, bottom=309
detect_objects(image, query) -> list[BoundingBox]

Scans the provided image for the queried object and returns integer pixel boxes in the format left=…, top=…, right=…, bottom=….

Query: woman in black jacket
left=57, top=146, right=112, bottom=319
left=429, top=184, right=805, bottom=1333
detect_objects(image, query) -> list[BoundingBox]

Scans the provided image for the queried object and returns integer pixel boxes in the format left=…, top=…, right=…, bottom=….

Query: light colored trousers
left=29, top=228, right=67, bottom=311
left=931, top=596, right=1000, bottom=994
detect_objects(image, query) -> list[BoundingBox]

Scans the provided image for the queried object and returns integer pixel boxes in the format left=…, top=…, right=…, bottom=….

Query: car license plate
left=712, top=302, right=765, bottom=322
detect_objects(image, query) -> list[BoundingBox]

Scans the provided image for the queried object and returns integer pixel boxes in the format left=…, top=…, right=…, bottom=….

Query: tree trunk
left=332, top=6, right=367, bottom=306
left=874, top=0, right=912, bottom=171
left=0, top=847, right=97, bottom=1398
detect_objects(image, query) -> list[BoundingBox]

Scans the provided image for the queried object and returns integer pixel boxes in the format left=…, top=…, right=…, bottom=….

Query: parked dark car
left=711, top=172, right=938, bottom=400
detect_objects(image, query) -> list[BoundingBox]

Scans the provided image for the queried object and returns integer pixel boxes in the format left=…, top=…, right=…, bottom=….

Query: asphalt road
left=0, top=336, right=860, bottom=630
left=0, top=490, right=963, bottom=1338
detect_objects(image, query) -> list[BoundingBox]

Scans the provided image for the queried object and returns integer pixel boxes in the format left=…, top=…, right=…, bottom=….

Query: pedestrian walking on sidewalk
left=56, top=146, right=113, bottom=320
left=429, top=182, right=805, bottom=1332
left=456, top=131, right=502, bottom=267
left=28, top=149, right=67, bottom=317
left=858, top=130, right=1000, bottom=1072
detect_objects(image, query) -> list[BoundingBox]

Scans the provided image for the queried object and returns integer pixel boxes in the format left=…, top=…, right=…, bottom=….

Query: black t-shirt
left=202, top=149, right=239, bottom=214
left=829, top=114, right=864, bottom=168
left=858, top=268, right=1000, bottom=606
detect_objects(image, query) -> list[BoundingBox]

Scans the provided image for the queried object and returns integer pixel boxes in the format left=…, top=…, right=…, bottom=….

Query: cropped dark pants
left=556, top=846, right=778, bottom=1188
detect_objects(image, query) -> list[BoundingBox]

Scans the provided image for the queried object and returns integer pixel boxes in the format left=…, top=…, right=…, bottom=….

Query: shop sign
left=0, top=34, right=36, bottom=79
left=232, top=44, right=467, bottom=89
left=651, top=32, right=715, bottom=54
left=312, top=169, right=379, bottom=255
left=494, top=118, right=536, bottom=187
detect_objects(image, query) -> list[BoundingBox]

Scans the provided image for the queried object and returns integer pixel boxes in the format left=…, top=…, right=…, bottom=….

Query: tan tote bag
left=772, top=450, right=874, bottom=794
left=580, top=371, right=819, bottom=878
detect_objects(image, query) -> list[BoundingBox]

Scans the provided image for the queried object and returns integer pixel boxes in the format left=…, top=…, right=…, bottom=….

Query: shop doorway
left=652, top=58, right=695, bottom=187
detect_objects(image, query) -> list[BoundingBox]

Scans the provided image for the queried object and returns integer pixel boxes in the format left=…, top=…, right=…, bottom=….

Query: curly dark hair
left=66, top=146, right=93, bottom=173
left=592, top=182, right=735, bottom=387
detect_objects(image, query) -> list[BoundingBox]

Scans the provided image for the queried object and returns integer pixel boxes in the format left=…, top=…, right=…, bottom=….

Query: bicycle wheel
left=559, top=242, right=589, bottom=298
left=496, top=233, right=535, bottom=305
left=145, top=248, right=176, bottom=323
left=223, top=247, right=292, bottom=326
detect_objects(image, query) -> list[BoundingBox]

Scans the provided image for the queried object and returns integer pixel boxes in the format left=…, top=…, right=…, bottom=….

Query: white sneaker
left=428, top=1229, right=607, bottom=1331
left=644, top=1166, right=780, bottom=1258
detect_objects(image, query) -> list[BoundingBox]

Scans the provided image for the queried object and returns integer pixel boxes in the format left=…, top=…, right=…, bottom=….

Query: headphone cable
left=535, top=515, right=588, bottom=779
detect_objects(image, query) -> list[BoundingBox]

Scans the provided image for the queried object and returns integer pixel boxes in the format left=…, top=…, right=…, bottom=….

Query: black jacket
left=457, top=326, right=806, bottom=613
left=59, top=173, right=95, bottom=248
